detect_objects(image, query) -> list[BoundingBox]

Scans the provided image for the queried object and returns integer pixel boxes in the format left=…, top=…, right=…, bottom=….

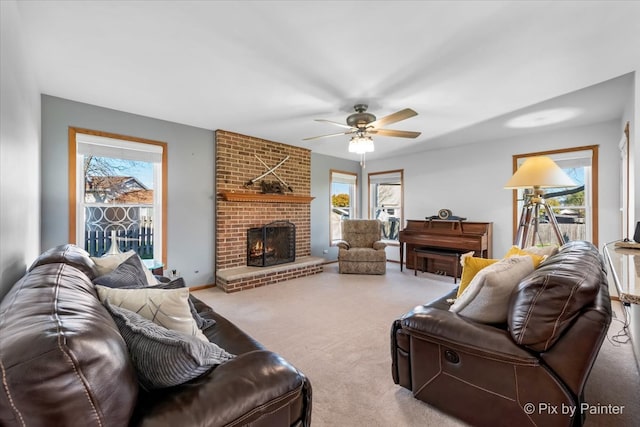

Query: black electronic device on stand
left=615, top=221, right=640, bottom=249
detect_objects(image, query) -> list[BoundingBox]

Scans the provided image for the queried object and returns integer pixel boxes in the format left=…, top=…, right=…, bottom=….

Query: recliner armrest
left=336, top=240, right=349, bottom=250
left=401, top=306, right=539, bottom=365
left=372, top=241, right=387, bottom=250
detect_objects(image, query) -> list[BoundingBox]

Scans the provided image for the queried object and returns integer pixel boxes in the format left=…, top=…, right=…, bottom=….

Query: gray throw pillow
left=104, top=302, right=235, bottom=390
left=188, top=298, right=216, bottom=330
left=93, top=254, right=149, bottom=289
left=92, top=250, right=158, bottom=286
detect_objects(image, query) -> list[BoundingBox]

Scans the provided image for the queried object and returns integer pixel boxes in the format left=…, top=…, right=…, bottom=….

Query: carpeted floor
left=194, top=263, right=640, bottom=427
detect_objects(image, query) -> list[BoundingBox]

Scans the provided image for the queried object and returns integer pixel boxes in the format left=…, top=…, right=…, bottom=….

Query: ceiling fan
left=303, top=104, right=421, bottom=167
left=303, top=103, right=421, bottom=142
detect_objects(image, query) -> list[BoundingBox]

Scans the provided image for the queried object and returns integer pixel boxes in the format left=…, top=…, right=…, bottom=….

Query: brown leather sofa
left=391, top=240, right=611, bottom=427
left=0, top=244, right=312, bottom=427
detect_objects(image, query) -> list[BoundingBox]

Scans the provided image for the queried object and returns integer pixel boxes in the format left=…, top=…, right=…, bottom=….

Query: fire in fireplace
left=247, top=221, right=296, bottom=267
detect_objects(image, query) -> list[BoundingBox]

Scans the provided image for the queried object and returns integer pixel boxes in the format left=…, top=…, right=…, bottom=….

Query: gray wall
left=310, top=153, right=360, bottom=261
left=41, top=96, right=215, bottom=286
left=0, top=1, right=42, bottom=299
left=312, top=119, right=625, bottom=264
left=40, top=96, right=362, bottom=281
left=366, top=120, right=623, bottom=261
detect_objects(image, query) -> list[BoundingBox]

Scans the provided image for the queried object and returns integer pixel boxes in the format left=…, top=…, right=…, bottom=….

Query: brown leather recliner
left=391, top=240, right=611, bottom=427
left=0, top=244, right=312, bottom=427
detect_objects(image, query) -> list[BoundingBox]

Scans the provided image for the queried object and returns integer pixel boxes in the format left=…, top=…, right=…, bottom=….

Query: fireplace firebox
left=247, top=221, right=296, bottom=267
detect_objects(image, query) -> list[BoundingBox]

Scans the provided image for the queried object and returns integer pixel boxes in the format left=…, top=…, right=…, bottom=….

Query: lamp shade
left=504, top=156, right=576, bottom=189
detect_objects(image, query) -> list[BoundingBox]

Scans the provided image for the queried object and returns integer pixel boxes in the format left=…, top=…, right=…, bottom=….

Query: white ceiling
left=16, top=1, right=640, bottom=161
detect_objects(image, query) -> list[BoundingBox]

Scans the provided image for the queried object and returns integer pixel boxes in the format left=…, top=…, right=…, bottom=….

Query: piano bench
left=413, top=248, right=461, bottom=283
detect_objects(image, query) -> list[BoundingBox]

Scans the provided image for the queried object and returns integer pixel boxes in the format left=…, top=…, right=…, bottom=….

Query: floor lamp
left=505, top=156, right=576, bottom=248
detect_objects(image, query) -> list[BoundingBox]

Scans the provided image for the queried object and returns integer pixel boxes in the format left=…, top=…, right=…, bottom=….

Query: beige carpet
left=194, top=263, right=640, bottom=427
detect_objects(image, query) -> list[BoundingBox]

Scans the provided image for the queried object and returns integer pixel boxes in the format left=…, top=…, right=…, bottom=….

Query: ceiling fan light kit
left=304, top=104, right=421, bottom=167
left=348, top=134, right=374, bottom=154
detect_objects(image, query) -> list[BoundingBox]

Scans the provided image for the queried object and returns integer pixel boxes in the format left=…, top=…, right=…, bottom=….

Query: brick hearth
left=215, top=130, right=323, bottom=292
left=216, top=256, right=324, bottom=293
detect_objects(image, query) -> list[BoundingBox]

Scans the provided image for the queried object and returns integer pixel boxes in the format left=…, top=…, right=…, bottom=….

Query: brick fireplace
left=215, top=130, right=323, bottom=292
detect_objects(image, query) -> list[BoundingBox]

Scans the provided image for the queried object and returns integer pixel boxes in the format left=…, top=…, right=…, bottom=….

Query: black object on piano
left=426, top=216, right=467, bottom=221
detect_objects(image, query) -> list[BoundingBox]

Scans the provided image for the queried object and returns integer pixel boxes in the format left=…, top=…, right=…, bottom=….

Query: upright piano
left=399, top=219, right=493, bottom=275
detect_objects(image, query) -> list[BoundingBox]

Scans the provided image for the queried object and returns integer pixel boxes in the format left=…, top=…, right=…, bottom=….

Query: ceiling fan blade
left=368, top=108, right=418, bottom=129
left=369, top=129, right=422, bottom=138
left=303, top=131, right=352, bottom=141
left=314, top=119, right=354, bottom=130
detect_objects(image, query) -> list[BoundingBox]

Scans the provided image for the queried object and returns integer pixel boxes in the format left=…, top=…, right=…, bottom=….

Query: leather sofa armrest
left=401, top=306, right=539, bottom=365
left=204, top=350, right=310, bottom=425
left=132, top=350, right=311, bottom=427
left=373, top=241, right=387, bottom=250
left=336, top=240, right=350, bottom=250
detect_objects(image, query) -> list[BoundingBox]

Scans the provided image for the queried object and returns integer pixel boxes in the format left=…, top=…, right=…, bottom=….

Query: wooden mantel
left=218, top=191, right=315, bottom=204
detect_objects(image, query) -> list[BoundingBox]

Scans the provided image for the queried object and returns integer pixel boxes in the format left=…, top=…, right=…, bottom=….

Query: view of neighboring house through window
left=330, top=170, right=357, bottom=244
left=369, top=170, right=403, bottom=242
left=70, top=130, right=167, bottom=264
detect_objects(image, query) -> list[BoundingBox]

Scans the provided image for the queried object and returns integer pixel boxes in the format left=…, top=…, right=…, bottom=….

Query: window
left=369, top=170, right=403, bottom=243
left=68, top=128, right=167, bottom=264
left=330, top=170, right=357, bottom=244
left=512, top=146, right=598, bottom=246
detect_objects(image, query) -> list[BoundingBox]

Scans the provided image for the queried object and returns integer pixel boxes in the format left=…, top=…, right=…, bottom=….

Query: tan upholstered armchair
left=336, top=219, right=387, bottom=274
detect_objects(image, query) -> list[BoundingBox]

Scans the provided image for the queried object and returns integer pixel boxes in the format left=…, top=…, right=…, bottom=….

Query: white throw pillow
left=96, top=286, right=208, bottom=342
left=450, top=255, right=534, bottom=323
left=92, top=250, right=158, bottom=286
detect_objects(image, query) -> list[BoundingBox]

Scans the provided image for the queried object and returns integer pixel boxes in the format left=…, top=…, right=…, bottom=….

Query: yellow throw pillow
left=504, top=246, right=546, bottom=268
left=457, top=256, right=499, bottom=297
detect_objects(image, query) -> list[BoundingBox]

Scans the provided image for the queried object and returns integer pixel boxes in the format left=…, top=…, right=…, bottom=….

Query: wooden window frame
left=511, top=145, right=598, bottom=247
left=68, top=127, right=168, bottom=265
